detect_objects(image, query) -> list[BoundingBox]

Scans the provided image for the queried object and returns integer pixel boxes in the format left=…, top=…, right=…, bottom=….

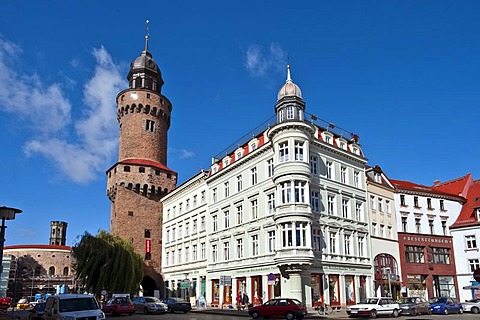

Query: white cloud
left=0, top=37, right=125, bottom=184
left=179, top=149, right=194, bottom=159
left=0, top=37, right=71, bottom=134
left=244, top=43, right=287, bottom=78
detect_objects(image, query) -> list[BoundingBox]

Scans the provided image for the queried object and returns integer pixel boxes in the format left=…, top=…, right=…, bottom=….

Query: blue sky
left=1, top=1, right=480, bottom=246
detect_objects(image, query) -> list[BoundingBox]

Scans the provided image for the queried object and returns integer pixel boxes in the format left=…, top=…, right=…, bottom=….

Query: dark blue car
left=429, top=297, right=463, bottom=315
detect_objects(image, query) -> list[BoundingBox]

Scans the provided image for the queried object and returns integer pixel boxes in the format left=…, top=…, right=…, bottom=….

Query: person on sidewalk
left=242, top=292, right=249, bottom=309
left=236, top=292, right=242, bottom=310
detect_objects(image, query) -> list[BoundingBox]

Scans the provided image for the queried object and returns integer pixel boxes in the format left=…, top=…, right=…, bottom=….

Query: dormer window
left=223, top=157, right=230, bottom=167
left=211, top=164, right=219, bottom=174
left=235, top=148, right=244, bottom=160
left=337, top=138, right=347, bottom=150
left=249, top=138, right=259, bottom=151
left=323, top=132, right=333, bottom=145
left=374, top=172, right=381, bottom=183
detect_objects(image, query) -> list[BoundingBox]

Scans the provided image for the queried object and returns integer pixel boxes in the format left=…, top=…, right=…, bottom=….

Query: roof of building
left=451, top=179, right=480, bottom=229
left=107, top=159, right=176, bottom=174
left=390, top=179, right=465, bottom=199
left=4, top=244, right=71, bottom=251
left=277, top=65, right=302, bottom=100
left=432, top=173, right=472, bottom=198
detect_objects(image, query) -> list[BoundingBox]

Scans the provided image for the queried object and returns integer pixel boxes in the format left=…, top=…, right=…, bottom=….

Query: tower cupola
left=277, top=64, right=302, bottom=100
left=127, top=35, right=164, bottom=93
left=275, top=64, right=305, bottom=123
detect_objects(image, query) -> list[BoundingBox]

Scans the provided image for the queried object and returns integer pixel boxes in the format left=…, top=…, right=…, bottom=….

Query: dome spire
left=277, top=64, right=302, bottom=100
left=286, top=64, right=292, bottom=83
left=145, top=19, right=150, bottom=51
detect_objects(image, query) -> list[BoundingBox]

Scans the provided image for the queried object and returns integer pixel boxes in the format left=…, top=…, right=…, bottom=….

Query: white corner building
left=161, top=66, right=372, bottom=308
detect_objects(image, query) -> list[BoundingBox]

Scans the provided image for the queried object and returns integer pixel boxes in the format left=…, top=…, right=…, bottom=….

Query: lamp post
left=0, top=206, right=21, bottom=293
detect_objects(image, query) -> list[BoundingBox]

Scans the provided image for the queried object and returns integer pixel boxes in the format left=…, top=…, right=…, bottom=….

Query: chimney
left=434, top=180, right=441, bottom=186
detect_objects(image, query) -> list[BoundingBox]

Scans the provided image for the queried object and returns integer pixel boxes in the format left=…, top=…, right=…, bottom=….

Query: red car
left=102, top=296, right=135, bottom=316
left=248, top=298, right=307, bottom=320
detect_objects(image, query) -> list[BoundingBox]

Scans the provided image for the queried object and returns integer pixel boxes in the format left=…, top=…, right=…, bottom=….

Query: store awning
left=463, top=284, right=480, bottom=290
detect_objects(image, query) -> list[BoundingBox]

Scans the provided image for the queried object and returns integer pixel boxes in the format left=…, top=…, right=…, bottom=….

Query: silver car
left=462, top=298, right=480, bottom=314
left=132, top=296, right=168, bottom=314
left=399, top=297, right=431, bottom=316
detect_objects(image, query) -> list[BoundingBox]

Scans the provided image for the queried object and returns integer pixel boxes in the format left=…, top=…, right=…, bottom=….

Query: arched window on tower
left=63, top=267, right=69, bottom=276
left=139, top=167, right=145, bottom=173
left=142, top=184, right=148, bottom=195
left=145, top=229, right=151, bottom=238
left=49, top=266, right=55, bottom=276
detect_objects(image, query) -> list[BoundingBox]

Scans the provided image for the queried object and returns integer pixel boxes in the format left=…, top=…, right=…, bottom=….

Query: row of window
left=400, top=216, right=448, bottom=235
left=370, top=195, right=392, bottom=214
left=404, top=245, right=451, bottom=264
left=165, top=215, right=206, bottom=243
left=164, top=227, right=367, bottom=266
left=400, top=195, right=446, bottom=211
left=166, top=191, right=207, bottom=220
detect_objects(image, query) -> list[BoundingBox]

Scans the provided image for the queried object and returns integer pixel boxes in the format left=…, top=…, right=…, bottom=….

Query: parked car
left=460, top=298, right=480, bottom=314
left=429, top=297, right=463, bottom=315
left=132, top=296, right=168, bottom=314
left=17, top=297, right=30, bottom=310
left=29, top=301, right=46, bottom=320
left=398, top=297, right=431, bottom=316
left=102, top=296, right=134, bottom=316
left=247, top=298, right=307, bottom=320
left=346, top=297, right=400, bottom=318
left=162, top=297, right=192, bottom=313
left=44, top=294, right=105, bottom=320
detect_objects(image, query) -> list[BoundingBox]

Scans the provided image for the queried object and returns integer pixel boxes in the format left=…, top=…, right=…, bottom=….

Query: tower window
left=139, top=167, right=145, bottom=173
left=124, top=166, right=131, bottom=172
left=146, top=93, right=151, bottom=99
left=145, top=119, right=155, bottom=132
left=145, top=229, right=151, bottom=238
left=128, top=211, right=134, bottom=216
left=155, top=170, right=160, bottom=175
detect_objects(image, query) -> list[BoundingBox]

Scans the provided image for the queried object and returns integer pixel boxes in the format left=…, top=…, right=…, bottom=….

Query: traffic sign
left=474, top=268, right=480, bottom=282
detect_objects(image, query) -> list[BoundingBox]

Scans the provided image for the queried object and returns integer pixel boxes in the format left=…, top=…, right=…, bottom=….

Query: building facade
left=106, top=34, right=177, bottom=295
left=162, top=66, right=373, bottom=307
left=392, top=179, right=465, bottom=299
left=365, top=166, right=402, bottom=299
left=449, top=175, right=480, bottom=301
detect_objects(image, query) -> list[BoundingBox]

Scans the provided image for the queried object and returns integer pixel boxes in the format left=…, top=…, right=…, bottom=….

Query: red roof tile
left=390, top=179, right=463, bottom=198
left=119, top=159, right=176, bottom=173
left=432, top=174, right=472, bottom=198
left=451, top=179, right=480, bottom=229
left=4, top=244, right=72, bottom=250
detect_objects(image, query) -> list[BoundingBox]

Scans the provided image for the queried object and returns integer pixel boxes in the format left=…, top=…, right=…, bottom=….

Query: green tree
left=72, top=230, right=143, bottom=297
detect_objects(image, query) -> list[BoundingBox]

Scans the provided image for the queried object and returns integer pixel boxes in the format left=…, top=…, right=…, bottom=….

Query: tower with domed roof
left=106, top=30, right=177, bottom=295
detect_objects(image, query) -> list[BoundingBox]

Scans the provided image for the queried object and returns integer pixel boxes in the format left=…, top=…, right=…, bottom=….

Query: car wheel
left=471, top=306, right=480, bottom=314
left=143, top=307, right=149, bottom=314
left=459, top=308, right=463, bottom=314
left=427, top=308, right=432, bottom=315
left=392, top=309, right=399, bottom=318
left=251, top=311, right=260, bottom=319
left=443, top=308, right=448, bottom=315
left=369, top=309, right=377, bottom=319
left=285, top=311, right=295, bottom=320
left=410, top=308, right=416, bottom=316
left=183, top=310, right=188, bottom=313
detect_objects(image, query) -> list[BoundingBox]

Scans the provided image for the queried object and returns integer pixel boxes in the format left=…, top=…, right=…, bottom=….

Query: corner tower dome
left=127, top=35, right=164, bottom=93
left=277, top=64, right=302, bottom=100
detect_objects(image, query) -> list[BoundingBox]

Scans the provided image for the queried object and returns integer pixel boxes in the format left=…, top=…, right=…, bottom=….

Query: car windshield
left=145, top=297, right=161, bottom=303
left=59, top=298, right=99, bottom=312
left=429, top=298, right=446, bottom=304
left=399, top=298, right=415, bottom=304
left=361, top=298, right=379, bottom=304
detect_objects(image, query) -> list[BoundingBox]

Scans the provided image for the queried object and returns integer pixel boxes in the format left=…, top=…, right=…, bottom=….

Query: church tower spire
left=106, top=22, right=177, bottom=295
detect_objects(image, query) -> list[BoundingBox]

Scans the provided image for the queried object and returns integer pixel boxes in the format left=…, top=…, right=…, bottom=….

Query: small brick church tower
left=106, top=29, right=177, bottom=295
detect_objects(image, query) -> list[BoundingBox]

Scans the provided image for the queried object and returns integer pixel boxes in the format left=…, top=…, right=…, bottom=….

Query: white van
left=44, top=294, right=106, bottom=320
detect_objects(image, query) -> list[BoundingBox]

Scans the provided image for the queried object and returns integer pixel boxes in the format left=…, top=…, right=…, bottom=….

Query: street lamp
left=0, top=206, right=22, bottom=275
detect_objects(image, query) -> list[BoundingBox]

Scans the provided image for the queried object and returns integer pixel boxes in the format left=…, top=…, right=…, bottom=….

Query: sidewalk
left=191, top=306, right=350, bottom=319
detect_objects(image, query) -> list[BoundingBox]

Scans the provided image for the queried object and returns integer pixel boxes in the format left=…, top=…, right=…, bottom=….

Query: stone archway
left=141, top=276, right=157, bottom=297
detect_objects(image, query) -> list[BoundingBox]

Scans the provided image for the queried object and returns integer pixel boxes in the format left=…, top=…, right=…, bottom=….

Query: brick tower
left=49, top=221, right=67, bottom=246
left=106, top=31, right=177, bottom=295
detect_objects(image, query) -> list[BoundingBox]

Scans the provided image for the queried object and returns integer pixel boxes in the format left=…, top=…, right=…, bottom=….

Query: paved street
left=6, top=307, right=480, bottom=320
